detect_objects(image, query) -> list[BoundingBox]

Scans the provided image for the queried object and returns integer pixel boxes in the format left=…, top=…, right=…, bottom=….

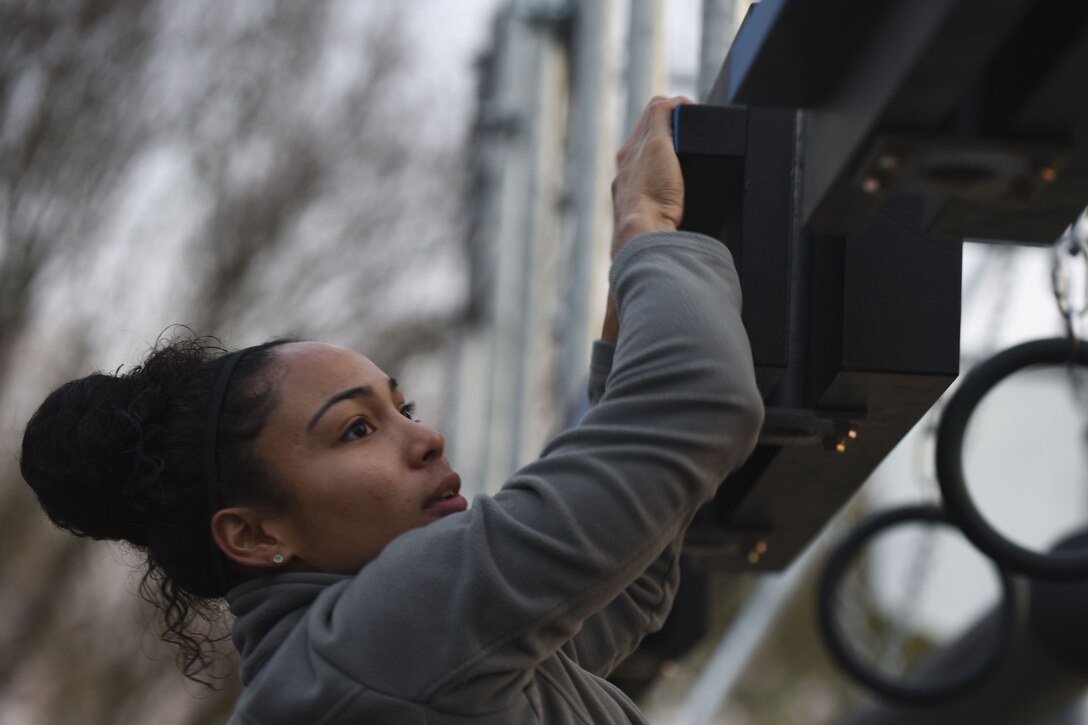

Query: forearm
left=601, top=290, right=619, bottom=344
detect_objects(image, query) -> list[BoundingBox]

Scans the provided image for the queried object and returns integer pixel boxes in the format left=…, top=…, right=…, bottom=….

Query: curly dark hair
left=19, top=332, right=294, bottom=685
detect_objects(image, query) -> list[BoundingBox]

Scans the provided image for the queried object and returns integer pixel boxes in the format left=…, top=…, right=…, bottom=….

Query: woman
left=20, top=97, right=763, bottom=724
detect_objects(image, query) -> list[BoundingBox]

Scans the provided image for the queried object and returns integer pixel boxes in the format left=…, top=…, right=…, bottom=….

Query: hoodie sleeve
left=301, top=231, right=764, bottom=708
left=558, top=340, right=683, bottom=678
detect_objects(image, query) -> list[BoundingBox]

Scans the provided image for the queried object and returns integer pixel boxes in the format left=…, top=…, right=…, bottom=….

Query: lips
left=424, top=472, right=467, bottom=516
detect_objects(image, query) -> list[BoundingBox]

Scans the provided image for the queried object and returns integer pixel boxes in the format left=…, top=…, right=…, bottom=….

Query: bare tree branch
left=0, top=2, right=467, bottom=722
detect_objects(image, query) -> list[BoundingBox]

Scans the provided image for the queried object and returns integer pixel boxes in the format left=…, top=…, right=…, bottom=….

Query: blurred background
left=1, top=1, right=1085, bottom=723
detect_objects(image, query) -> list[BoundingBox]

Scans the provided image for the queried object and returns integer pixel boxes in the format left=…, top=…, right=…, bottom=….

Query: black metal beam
left=723, top=0, right=892, bottom=109
left=720, top=0, right=1088, bottom=244
left=682, top=195, right=960, bottom=570
left=677, top=104, right=795, bottom=396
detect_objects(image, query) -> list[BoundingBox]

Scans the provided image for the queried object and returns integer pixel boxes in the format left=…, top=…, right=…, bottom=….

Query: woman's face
left=252, top=342, right=466, bottom=574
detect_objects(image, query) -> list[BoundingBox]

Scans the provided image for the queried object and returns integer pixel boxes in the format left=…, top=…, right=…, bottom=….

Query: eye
left=343, top=418, right=372, bottom=441
left=400, top=402, right=418, bottom=422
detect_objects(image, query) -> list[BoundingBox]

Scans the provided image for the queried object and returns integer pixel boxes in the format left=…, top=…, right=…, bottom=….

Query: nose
left=407, top=421, right=445, bottom=467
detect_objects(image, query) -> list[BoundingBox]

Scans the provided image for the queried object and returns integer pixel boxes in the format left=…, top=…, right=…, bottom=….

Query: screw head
left=877, top=153, right=901, bottom=171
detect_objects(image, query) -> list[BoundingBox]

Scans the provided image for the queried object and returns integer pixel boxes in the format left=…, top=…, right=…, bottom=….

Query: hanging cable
left=1050, top=207, right=1088, bottom=341
left=1052, top=207, right=1088, bottom=444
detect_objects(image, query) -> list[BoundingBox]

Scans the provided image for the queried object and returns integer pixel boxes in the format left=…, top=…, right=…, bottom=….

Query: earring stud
left=272, top=554, right=285, bottom=565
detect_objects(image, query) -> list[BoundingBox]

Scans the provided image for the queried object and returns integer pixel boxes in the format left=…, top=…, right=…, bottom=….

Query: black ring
left=936, top=337, right=1088, bottom=580
left=817, top=505, right=1017, bottom=703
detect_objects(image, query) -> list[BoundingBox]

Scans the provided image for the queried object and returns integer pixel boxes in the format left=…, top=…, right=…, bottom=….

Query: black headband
left=203, top=347, right=251, bottom=593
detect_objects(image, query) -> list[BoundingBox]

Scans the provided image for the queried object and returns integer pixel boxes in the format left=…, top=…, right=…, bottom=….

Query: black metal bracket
left=674, top=103, right=961, bottom=571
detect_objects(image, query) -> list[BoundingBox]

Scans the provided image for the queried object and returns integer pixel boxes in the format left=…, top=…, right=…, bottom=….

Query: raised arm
left=561, top=97, right=695, bottom=673
left=559, top=336, right=684, bottom=677
left=258, top=98, right=764, bottom=711
left=317, top=228, right=763, bottom=702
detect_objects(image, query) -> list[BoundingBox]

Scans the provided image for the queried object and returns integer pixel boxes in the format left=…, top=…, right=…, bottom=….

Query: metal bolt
left=877, top=153, right=901, bottom=171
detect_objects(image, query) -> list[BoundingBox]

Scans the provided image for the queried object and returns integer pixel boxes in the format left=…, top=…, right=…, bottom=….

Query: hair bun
left=21, top=372, right=166, bottom=547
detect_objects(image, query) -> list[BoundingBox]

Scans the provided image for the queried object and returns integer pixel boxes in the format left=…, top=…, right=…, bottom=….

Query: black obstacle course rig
left=676, top=0, right=1088, bottom=573
left=622, top=0, right=1088, bottom=714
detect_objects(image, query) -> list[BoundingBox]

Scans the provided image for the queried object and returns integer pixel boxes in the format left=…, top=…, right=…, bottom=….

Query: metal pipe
left=563, top=0, right=616, bottom=414
left=674, top=532, right=827, bottom=725
left=698, top=0, right=741, bottom=101
left=624, top=0, right=665, bottom=135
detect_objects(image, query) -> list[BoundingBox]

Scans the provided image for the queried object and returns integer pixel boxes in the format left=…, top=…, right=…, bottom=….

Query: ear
left=211, top=506, right=289, bottom=570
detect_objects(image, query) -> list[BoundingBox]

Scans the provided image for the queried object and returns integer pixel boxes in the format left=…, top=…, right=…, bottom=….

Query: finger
left=634, top=95, right=668, bottom=138
left=649, top=96, right=691, bottom=138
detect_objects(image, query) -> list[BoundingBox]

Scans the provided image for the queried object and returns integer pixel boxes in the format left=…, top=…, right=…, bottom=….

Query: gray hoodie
left=226, top=231, right=764, bottom=724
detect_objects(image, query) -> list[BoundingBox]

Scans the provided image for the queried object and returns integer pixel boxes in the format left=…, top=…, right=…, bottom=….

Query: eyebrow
left=307, top=377, right=399, bottom=432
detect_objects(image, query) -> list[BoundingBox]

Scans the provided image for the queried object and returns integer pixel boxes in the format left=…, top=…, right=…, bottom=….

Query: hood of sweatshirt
left=227, top=572, right=349, bottom=684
